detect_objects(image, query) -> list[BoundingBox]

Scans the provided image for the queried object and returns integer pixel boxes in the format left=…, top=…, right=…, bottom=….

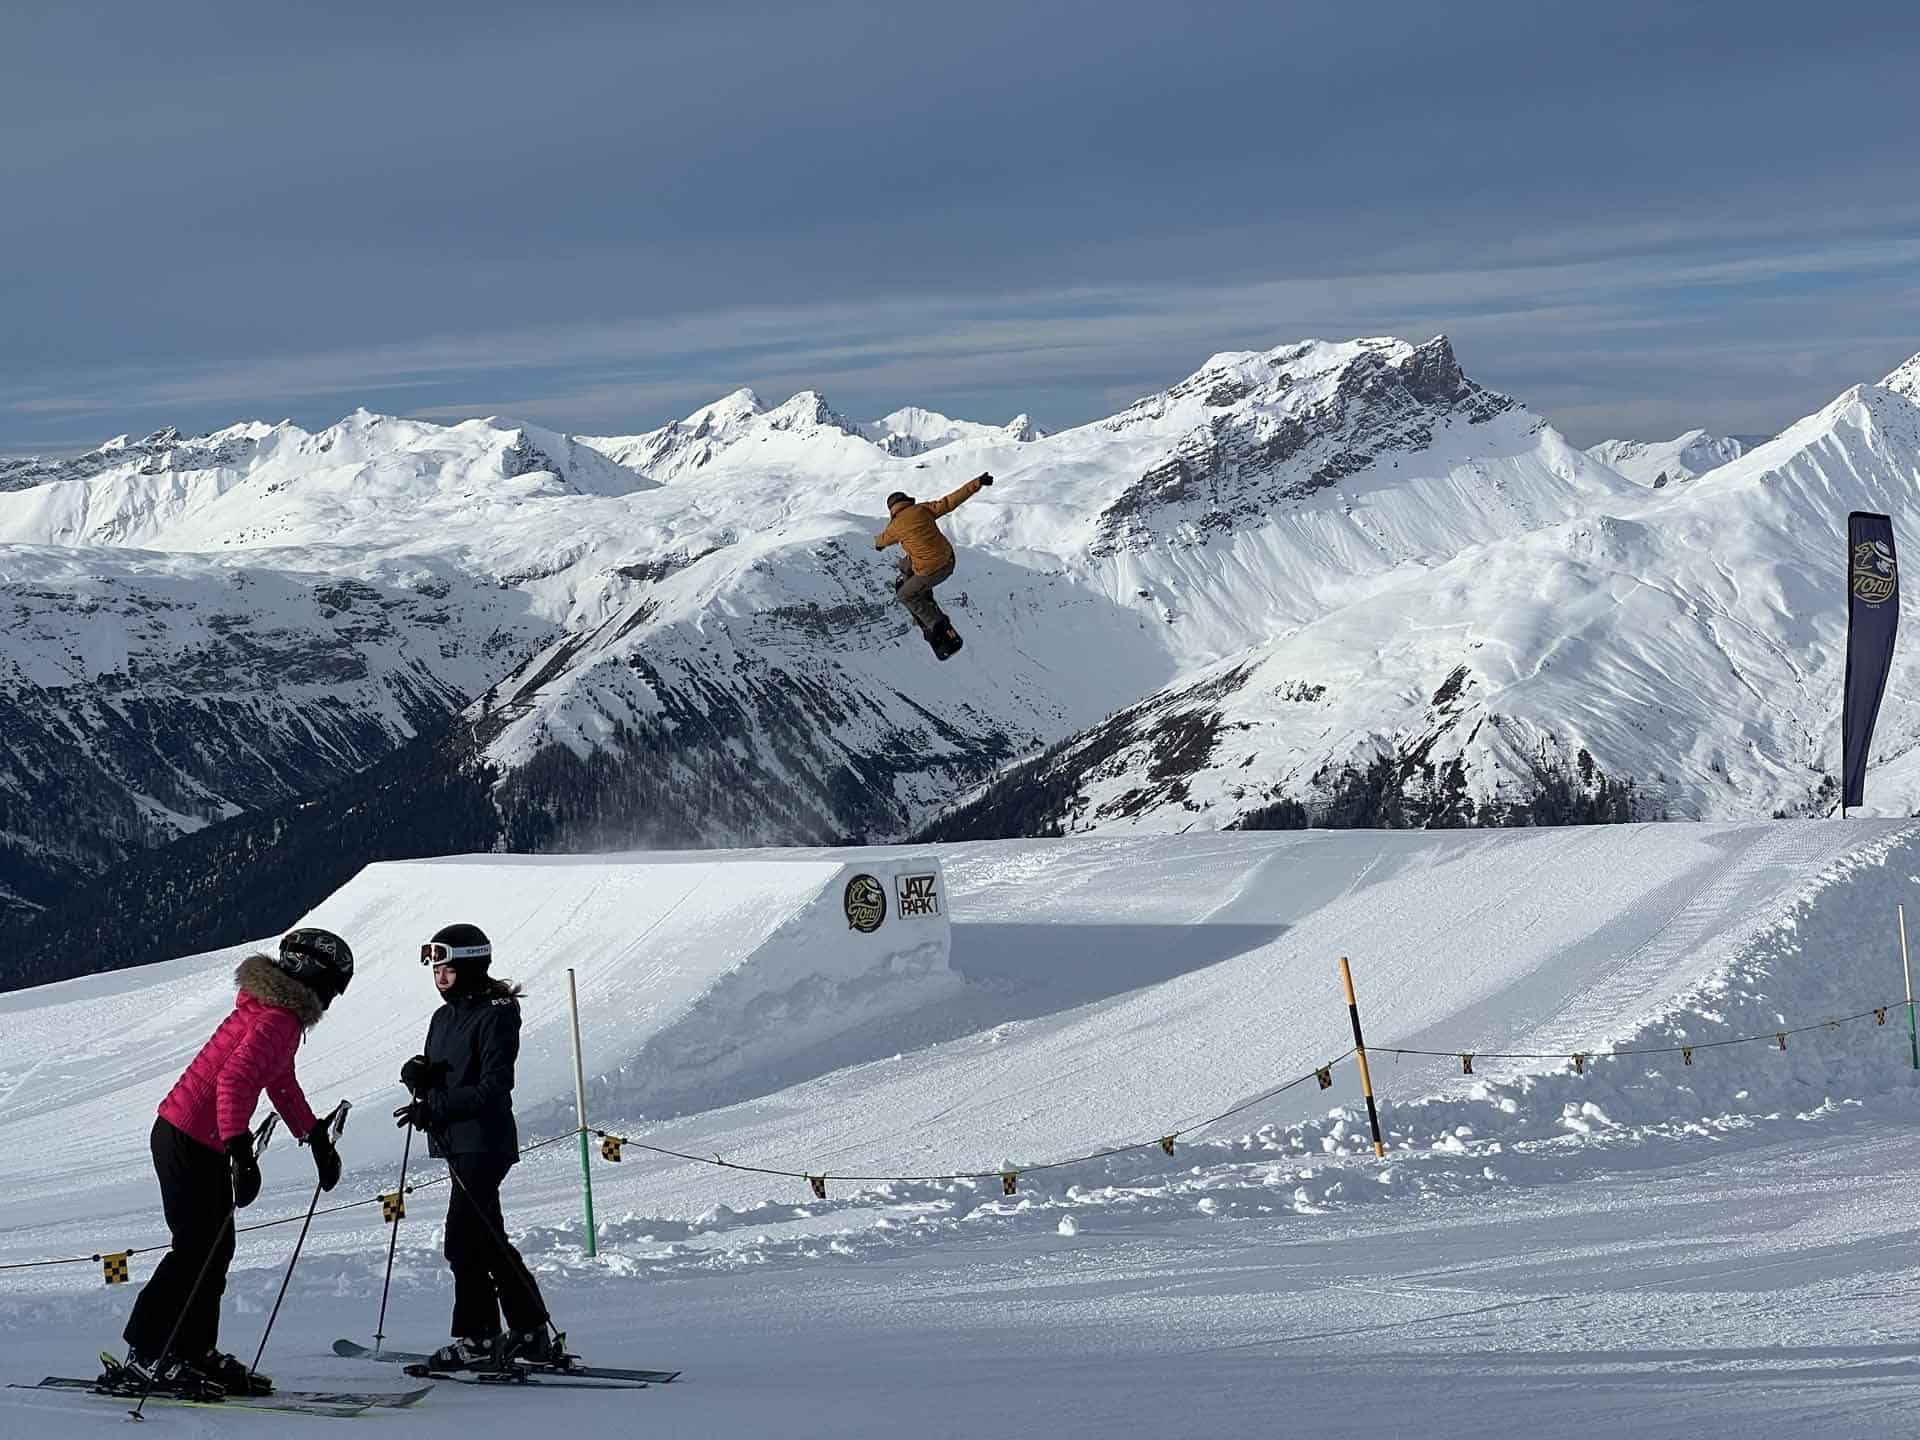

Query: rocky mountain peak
left=764, top=390, right=857, bottom=435
left=1091, top=334, right=1517, bottom=554
left=1882, top=349, right=1920, bottom=404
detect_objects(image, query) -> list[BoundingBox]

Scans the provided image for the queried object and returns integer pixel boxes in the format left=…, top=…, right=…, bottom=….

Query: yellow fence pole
left=1339, top=955, right=1386, bottom=1158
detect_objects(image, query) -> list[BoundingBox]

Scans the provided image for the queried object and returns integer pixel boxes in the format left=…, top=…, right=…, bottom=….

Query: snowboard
left=921, top=615, right=964, bottom=660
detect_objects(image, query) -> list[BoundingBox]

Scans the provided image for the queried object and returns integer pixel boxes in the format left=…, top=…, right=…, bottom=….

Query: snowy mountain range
left=1584, top=429, right=1764, bottom=488
left=4, top=333, right=1919, bottom=977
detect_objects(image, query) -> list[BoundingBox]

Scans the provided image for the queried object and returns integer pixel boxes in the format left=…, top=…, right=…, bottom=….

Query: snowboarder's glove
left=305, top=1123, right=341, bottom=1192
left=393, top=1098, right=435, bottom=1131
left=976, top=472, right=993, bottom=486
left=400, top=1054, right=449, bottom=1095
left=224, top=1135, right=261, bottom=1209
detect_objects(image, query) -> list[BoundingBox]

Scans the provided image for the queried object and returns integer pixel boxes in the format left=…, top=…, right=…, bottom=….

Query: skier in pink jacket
left=116, top=928, right=354, bottom=1398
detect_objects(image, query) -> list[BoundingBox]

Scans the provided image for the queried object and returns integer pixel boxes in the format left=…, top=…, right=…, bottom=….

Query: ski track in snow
left=9, top=825, right=1920, bottom=1434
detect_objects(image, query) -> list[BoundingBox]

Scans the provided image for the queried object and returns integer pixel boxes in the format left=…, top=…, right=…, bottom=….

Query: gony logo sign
left=844, top=874, right=887, bottom=933
left=896, top=872, right=942, bottom=918
left=1854, top=539, right=1898, bottom=606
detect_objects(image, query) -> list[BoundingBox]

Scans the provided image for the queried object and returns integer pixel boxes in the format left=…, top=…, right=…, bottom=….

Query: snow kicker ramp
left=0, top=822, right=1907, bottom=1266
left=600, top=820, right=1912, bottom=1218
left=0, top=851, right=953, bottom=1226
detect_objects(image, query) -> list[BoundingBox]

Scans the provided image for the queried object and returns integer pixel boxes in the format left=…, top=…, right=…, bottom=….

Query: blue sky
left=4, top=0, right=1918, bottom=454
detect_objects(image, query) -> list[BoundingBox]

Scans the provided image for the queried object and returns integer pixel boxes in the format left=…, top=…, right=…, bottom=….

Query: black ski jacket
left=422, top=988, right=522, bottom=1160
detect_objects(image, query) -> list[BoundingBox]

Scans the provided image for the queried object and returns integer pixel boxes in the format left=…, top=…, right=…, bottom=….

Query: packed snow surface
left=8, top=822, right=1920, bottom=1435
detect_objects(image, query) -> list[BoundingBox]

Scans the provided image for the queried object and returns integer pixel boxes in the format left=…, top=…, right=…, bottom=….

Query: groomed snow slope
left=1, top=821, right=1910, bottom=1275
left=10, top=823, right=1920, bottom=1439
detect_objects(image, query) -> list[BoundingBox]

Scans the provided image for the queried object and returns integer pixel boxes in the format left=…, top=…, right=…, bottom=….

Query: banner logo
left=896, top=872, right=942, bottom=918
left=844, top=874, right=887, bottom=933
left=1853, top=539, right=1897, bottom=605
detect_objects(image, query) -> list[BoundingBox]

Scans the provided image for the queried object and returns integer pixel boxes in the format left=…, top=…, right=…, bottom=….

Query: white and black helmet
left=276, top=928, right=355, bottom=1009
left=420, top=922, right=491, bottom=972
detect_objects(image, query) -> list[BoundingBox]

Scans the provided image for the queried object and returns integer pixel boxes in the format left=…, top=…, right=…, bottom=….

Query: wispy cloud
left=5, top=1, right=1920, bottom=453
left=8, top=221, right=1915, bottom=449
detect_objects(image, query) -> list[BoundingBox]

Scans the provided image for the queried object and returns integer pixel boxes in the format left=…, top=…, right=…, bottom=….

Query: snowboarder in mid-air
left=109, top=929, right=352, bottom=1399
left=874, top=472, right=993, bottom=659
left=394, top=923, right=566, bottom=1373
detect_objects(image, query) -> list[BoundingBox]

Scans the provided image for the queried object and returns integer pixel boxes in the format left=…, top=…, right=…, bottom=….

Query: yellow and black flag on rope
left=101, top=1252, right=130, bottom=1285
left=381, top=1191, right=406, bottom=1224
left=601, top=1135, right=624, bottom=1163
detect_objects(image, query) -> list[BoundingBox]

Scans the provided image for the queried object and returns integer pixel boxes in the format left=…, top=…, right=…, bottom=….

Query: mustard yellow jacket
left=874, top=477, right=985, bottom=576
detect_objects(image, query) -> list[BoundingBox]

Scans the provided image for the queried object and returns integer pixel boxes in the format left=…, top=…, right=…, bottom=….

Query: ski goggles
left=420, top=942, right=492, bottom=967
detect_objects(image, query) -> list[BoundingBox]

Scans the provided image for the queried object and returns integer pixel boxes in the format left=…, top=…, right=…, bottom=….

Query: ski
left=15, top=1376, right=432, bottom=1420
left=335, top=1336, right=679, bottom=1383
left=399, top=1362, right=647, bottom=1390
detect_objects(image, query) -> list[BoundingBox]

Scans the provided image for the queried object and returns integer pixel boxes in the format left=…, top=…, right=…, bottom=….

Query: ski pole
left=130, top=1208, right=234, bottom=1421
left=249, top=1101, right=350, bottom=1384
left=373, top=1118, right=414, bottom=1355
left=130, top=1112, right=275, bottom=1421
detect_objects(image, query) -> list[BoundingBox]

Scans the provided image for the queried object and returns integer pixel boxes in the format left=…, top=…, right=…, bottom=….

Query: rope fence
left=1376, top=1003, right=1903, bottom=1073
left=590, top=1051, right=1356, bottom=1196
left=0, top=1129, right=582, bottom=1278
left=6, top=944, right=1917, bottom=1283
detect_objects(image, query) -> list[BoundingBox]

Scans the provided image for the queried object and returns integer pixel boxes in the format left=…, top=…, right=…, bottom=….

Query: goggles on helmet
left=421, top=941, right=492, bottom=967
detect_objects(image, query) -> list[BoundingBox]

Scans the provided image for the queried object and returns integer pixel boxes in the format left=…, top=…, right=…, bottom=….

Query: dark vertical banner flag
left=1842, top=511, right=1899, bottom=809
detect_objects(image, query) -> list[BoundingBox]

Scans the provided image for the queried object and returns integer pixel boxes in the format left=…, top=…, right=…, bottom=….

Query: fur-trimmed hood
left=236, top=954, right=325, bottom=1029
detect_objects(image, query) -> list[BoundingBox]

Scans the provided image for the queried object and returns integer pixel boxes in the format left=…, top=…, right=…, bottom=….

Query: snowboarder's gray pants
left=894, top=555, right=954, bottom=632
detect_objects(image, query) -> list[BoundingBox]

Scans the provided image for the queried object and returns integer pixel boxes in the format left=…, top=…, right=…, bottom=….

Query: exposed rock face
left=1092, top=337, right=1516, bottom=554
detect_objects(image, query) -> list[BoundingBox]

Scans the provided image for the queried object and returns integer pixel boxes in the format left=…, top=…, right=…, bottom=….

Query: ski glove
left=976, top=472, right=993, bottom=486
left=305, top=1124, right=341, bottom=1192
left=393, top=1098, right=435, bottom=1131
left=400, top=1054, right=450, bottom=1095
left=224, top=1135, right=261, bottom=1209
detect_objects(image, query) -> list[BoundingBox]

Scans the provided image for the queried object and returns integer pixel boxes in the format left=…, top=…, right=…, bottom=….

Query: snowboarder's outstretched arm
left=925, top=473, right=992, bottom=518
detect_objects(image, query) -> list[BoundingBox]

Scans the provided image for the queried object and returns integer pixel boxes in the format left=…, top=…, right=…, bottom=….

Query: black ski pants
left=123, top=1117, right=235, bottom=1361
left=444, top=1153, right=548, bottom=1341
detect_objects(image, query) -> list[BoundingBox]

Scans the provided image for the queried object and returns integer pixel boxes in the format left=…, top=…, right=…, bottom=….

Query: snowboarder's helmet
left=886, top=491, right=913, bottom=513
left=421, top=922, right=491, bottom=973
left=277, top=928, right=354, bottom=1008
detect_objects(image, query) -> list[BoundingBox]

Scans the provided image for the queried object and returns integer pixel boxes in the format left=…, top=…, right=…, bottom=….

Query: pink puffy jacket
left=158, top=956, right=321, bottom=1152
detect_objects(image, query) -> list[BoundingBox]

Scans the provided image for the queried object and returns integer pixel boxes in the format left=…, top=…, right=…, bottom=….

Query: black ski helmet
left=276, top=928, right=354, bottom=1009
left=886, top=491, right=913, bottom=513
left=421, top=922, right=491, bottom=973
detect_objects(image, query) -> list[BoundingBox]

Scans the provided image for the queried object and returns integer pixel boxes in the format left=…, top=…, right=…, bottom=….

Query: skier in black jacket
left=393, top=923, right=561, bottom=1371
